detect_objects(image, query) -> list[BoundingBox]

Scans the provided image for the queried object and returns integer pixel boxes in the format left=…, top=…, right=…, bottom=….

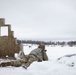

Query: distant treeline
left=17, top=40, right=76, bottom=47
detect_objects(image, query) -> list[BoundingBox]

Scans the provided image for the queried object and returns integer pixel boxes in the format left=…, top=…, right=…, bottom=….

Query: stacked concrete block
left=0, top=18, right=5, bottom=26
left=0, top=18, right=20, bottom=58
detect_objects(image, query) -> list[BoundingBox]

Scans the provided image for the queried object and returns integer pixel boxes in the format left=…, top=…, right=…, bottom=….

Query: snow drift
left=0, top=44, right=76, bottom=75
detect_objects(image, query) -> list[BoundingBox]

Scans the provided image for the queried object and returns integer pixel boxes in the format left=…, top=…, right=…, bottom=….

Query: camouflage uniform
left=0, top=44, right=48, bottom=69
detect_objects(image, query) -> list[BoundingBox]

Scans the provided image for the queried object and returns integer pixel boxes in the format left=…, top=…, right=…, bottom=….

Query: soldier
left=0, top=43, right=48, bottom=69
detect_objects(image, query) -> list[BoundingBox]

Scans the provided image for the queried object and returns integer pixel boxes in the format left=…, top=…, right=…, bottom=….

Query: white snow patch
left=0, top=44, right=76, bottom=75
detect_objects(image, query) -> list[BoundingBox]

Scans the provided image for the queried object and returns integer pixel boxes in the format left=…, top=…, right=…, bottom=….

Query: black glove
left=44, top=50, right=47, bottom=52
left=38, top=59, right=42, bottom=62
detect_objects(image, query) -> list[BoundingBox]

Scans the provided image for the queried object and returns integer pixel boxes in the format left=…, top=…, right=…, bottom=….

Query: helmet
left=38, top=43, right=45, bottom=50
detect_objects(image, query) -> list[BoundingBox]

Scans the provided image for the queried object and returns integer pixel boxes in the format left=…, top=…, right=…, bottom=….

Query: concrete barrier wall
left=0, top=18, right=20, bottom=58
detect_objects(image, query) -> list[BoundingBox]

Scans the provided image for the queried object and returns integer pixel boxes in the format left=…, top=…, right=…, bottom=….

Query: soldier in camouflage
left=0, top=44, right=48, bottom=69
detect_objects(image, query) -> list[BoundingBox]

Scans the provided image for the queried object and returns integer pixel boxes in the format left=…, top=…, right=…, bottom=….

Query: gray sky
left=0, top=0, right=76, bottom=41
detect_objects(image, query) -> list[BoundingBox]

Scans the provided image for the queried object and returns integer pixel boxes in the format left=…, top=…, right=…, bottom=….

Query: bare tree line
left=17, top=40, right=76, bottom=47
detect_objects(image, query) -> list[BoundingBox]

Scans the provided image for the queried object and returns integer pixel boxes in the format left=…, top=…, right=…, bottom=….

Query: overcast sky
left=0, top=0, right=76, bottom=41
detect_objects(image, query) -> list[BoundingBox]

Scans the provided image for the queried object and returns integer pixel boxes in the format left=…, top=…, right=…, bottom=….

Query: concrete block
left=0, top=18, right=5, bottom=26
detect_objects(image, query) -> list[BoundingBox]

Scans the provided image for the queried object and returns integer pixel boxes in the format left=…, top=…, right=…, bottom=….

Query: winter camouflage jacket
left=29, top=48, right=48, bottom=61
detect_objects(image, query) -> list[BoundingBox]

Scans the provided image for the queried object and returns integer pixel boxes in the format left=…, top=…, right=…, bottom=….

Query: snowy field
left=0, top=44, right=76, bottom=75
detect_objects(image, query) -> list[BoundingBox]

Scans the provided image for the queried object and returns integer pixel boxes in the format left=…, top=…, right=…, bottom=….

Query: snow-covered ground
left=0, top=44, right=76, bottom=75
